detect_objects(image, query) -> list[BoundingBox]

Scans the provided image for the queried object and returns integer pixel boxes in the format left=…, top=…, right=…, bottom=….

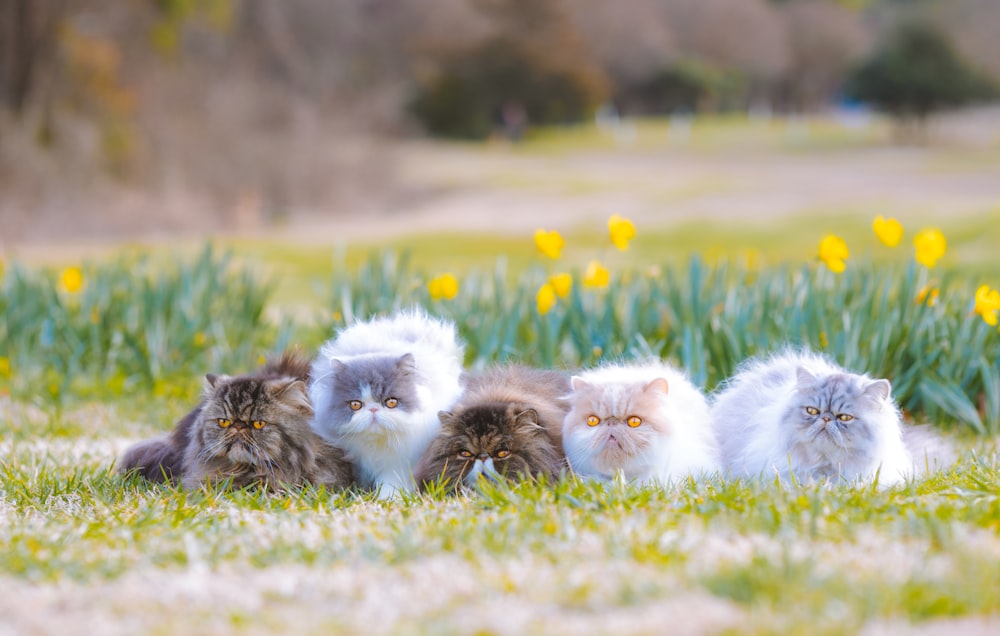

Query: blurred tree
left=0, top=0, right=66, bottom=116
left=777, top=0, right=869, bottom=111
left=847, top=20, right=995, bottom=133
left=661, top=0, right=791, bottom=109
left=410, top=0, right=608, bottom=139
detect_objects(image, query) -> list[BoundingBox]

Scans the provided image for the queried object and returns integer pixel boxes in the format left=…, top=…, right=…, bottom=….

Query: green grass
left=0, top=426, right=996, bottom=633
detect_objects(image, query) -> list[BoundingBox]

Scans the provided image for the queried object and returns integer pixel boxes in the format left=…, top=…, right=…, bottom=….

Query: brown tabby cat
left=417, top=365, right=569, bottom=490
left=118, top=353, right=353, bottom=491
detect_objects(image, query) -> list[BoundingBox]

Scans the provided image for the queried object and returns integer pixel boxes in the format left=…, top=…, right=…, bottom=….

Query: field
left=2, top=115, right=1000, bottom=635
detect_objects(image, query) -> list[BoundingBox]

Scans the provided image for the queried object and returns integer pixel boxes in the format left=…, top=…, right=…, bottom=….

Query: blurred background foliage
left=1, top=0, right=997, bottom=239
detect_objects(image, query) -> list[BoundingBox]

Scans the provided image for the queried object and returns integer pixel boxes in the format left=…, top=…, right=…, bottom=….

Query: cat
left=711, top=350, right=919, bottom=485
left=417, top=365, right=569, bottom=490
left=562, top=361, right=720, bottom=485
left=309, top=310, right=465, bottom=498
left=118, top=352, right=353, bottom=491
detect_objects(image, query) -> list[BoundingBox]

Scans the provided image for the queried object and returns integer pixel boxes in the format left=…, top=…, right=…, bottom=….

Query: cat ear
left=514, top=408, right=540, bottom=428
left=204, top=374, right=230, bottom=390
left=643, top=377, right=669, bottom=395
left=438, top=410, right=454, bottom=425
left=331, top=358, right=348, bottom=374
left=268, top=378, right=313, bottom=415
left=864, top=379, right=892, bottom=402
left=396, top=353, right=417, bottom=374
left=570, top=376, right=591, bottom=392
left=795, top=367, right=817, bottom=388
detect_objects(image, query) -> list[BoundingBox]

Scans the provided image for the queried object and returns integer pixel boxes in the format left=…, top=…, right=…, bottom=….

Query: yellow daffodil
left=583, top=260, right=610, bottom=288
left=607, top=214, right=636, bottom=251
left=913, top=227, right=946, bottom=268
left=428, top=273, right=459, bottom=301
left=916, top=285, right=939, bottom=307
left=536, top=283, right=557, bottom=315
left=974, top=284, right=1000, bottom=326
left=59, top=266, right=84, bottom=293
left=872, top=215, right=903, bottom=247
left=534, top=229, right=564, bottom=260
left=817, top=234, right=849, bottom=273
left=193, top=332, right=207, bottom=347
left=549, top=272, right=572, bottom=298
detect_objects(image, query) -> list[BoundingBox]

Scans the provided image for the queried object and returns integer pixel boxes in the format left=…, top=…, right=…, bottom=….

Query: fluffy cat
left=119, top=353, right=353, bottom=491
left=309, top=310, right=465, bottom=498
left=711, top=351, right=918, bottom=485
left=563, top=362, right=720, bottom=485
left=417, top=365, right=569, bottom=490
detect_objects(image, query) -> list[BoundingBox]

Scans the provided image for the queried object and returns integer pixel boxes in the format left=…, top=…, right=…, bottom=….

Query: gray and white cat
left=563, top=362, right=721, bottom=485
left=309, top=310, right=464, bottom=498
left=712, top=351, right=927, bottom=485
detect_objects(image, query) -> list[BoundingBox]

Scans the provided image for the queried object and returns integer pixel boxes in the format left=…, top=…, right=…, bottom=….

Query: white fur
left=563, top=362, right=721, bottom=485
left=711, top=351, right=913, bottom=486
left=309, top=310, right=464, bottom=498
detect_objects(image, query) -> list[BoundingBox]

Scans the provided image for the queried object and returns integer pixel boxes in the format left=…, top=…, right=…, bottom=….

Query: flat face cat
left=784, top=368, right=891, bottom=478
left=118, top=352, right=348, bottom=489
left=563, top=363, right=720, bottom=485
left=309, top=310, right=465, bottom=498
left=420, top=403, right=561, bottom=488
left=711, top=351, right=912, bottom=485
left=182, top=373, right=350, bottom=491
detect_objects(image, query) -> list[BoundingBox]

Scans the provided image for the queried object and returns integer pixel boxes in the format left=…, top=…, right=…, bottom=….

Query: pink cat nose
left=477, top=453, right=489, bottom=461
left=369, top=407, right=378, bottom=413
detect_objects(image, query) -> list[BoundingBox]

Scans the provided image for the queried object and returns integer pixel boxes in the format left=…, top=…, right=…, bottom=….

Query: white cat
left=711, top=350, right=915, bottom=485
left=563, top=362, right=721, bottom=485
left=309, top=310, right=464, bottom=498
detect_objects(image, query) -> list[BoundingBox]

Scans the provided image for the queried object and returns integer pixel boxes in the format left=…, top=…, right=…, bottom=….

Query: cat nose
left=233, top=421, right=249, bottom=430
left=821, top=416, right=832, bottom=423
left=477, top=453, right=489, bottom=461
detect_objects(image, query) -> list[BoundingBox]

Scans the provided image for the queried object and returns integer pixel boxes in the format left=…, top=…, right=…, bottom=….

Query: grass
left=0, top=417, right=997, bottom=633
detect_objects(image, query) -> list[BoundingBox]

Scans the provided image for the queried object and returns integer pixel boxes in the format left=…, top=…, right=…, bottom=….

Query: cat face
left=195, top=374, right=314, bottom=474
left=423, top=404, right=558, bottom=488
left=785, top=367, right=890, bottom=469
left=325, top=353, right=421, bottom=440
left=564, top=377, right=670, bottom=475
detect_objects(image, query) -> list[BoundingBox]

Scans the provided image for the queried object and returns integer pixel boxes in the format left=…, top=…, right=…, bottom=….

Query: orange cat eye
left=459, top=450, right=474, bottom=458
left=586, top=415, right=600, bottom=427
left=837, top=414, right=854, bottom=422
left=217, top=418, right=232, bottom=428
left=252, top=420, right=266, bottom=429
left=349, top=400, right=363, bottom=411
left=495, top=450, right=511, bottom=459
left=385, top=398, right=398, bottom=408
left=805, top=407, right=820, bottom=416
left=626, top=416, right=642, bottom=428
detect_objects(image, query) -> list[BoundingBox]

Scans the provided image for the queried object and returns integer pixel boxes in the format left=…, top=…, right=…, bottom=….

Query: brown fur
left=118, top=351, right=353, bottom=490
left=417, top=365, right=569, bottom=489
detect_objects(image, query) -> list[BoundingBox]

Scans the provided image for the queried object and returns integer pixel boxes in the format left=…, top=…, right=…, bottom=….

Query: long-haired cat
left=417, top=365, right=569, bottom=490
left=711, top=350, right=926, bottom=485
left=309, top=310, right=465, bottom=498
left=562, top=362, right=720, bottom=485
left=119, top=353, right=353, bottom=491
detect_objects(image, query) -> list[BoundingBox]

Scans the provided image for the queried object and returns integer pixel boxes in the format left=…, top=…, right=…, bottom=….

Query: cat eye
left=586, top=415, right=600, bottom=427
left=495, top=450, right=511, bottom=459
left=217, top=418, right=232, bottom=428
left=805, top=407, right=820, bottom=416
left=348, top=400, right=363, bottom=411
left=626, top=416, right=642, bottom=428
left=385, top=398, right=399, bottom=408
left=837, top=414, right=854, bottom=422
left=252, top=420, right=266, bottom=429
left=458, top=450, right=474, bottom=458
